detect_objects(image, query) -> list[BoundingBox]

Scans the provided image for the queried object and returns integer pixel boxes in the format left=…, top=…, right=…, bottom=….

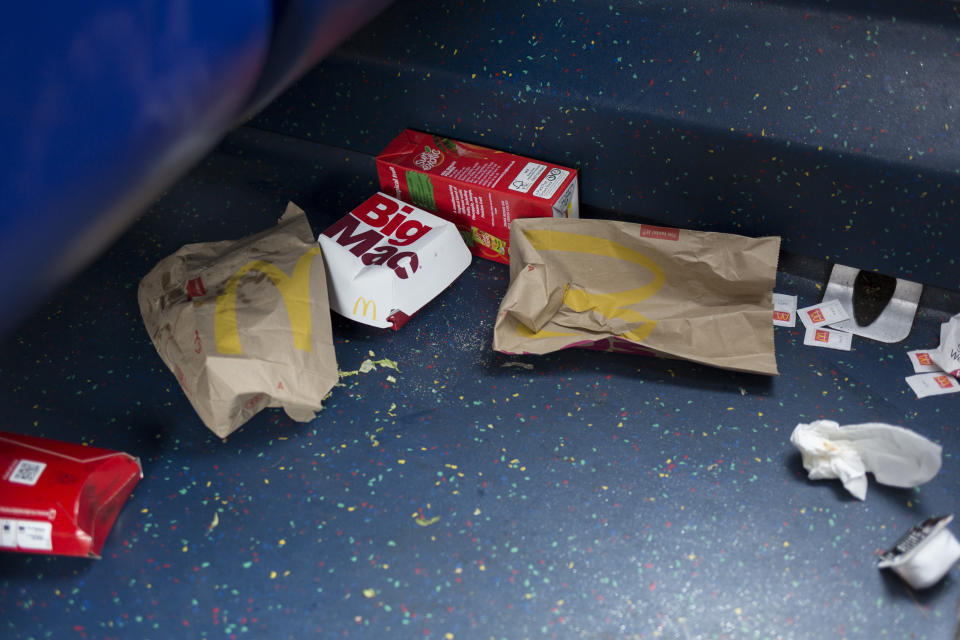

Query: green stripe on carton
left=405, top=171, right=437, bottom=211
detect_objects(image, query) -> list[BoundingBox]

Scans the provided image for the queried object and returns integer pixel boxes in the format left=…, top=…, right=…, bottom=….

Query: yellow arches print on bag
left=214, top=247, right=322, bottom=355
left=515, top=229, right=665, bottom=343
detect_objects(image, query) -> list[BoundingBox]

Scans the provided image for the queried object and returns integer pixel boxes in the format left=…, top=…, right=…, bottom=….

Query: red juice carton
left=1, top=432, right=142, bottom=558
left=376, top=129, right=580, bottom=263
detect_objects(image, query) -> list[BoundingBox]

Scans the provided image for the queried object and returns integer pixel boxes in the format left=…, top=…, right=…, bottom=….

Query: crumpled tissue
left=790, top=420, right=942, bottom=500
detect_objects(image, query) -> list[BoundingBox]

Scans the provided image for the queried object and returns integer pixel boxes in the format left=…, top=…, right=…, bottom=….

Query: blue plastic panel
left=239, top=0, right=396, bottom=120
left=0, top=2, right=272, bottom=337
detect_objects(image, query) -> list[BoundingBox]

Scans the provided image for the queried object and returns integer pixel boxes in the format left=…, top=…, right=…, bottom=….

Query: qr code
left=9, top=460, right=46, bottom=486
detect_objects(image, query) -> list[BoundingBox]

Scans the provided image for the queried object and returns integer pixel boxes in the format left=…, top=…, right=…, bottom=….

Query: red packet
left=0, top=432, right=142, bottom=558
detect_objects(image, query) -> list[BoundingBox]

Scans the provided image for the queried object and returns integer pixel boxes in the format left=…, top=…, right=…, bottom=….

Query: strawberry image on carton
left=376, top=129, right=580, bottom=264
left=319, top=192, right=472, bottom=329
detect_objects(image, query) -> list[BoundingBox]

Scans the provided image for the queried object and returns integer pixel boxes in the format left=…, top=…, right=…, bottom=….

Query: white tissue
left=790, top=420, right=942, bottom=500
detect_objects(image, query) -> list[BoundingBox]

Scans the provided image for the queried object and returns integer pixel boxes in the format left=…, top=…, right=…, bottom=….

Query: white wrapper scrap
left=907, top=349, right=943, bottom=374
left=772, top=293, right=797, bottom=327
left=803, top=326, right=852, bottom=351
left=930, top=313, right=960, bottom=378
left=906, top=372, right=960, bottom=399
left=790, top=420, right=942, bottom=500
left=798, top=299, right=848, bottom=329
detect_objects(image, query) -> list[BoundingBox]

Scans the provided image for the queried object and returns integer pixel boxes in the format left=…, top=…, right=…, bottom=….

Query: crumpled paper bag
left=790, top=420, right=942, bottom=499
left=492, top=218, right=781, bottom=375
left=138, top=203, right=339, bottom=438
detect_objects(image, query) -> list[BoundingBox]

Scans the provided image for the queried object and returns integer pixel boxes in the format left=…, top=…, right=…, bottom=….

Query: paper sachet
left=790, top=420, right=942, bottom=500
left=930, top=313, right=960, bottom=378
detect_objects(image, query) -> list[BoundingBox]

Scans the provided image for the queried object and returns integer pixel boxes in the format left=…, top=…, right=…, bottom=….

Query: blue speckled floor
left=2, top=126, right=960, bottom=639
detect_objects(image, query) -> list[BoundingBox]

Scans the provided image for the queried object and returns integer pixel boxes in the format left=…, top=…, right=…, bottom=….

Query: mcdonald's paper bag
left=138, top=203, right=339, bottom=437
left=493, top=218, right=781, bottom=375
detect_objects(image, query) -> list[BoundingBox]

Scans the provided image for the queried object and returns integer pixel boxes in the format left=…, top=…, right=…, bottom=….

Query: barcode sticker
left=0, top=519, right=53, bottom=551
left=553, top=180, right=579, bottom=218
left=532, top=168, right=570, bottom=199
left=0, top=520, right=14, bottom=547
left=15, top=520, right=53, bottom=550
left=8, top=460, right=46, bottom=486
left=508, top=162, right=547, bottom=193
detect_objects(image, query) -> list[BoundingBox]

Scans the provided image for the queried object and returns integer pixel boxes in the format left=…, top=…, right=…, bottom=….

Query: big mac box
left=376, top=129, right=579, bottom=263
left=318, top=192, right=472, bottom=329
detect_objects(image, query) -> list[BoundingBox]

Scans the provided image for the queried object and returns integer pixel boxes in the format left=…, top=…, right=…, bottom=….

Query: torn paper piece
left=790, top=420, right=942, bottom=500
left=803, top=326, right=853, bottom=351
left=798, top=299, right=849, bottom=329
left=773, top=293, right=798, bottom=327
left=930, top=314, right=960, bottom=378
left=206, top=513, right=220, bottom=536
left=907, top=350, right=943, bottom=374
left=906, top=372, right=960, bottom=399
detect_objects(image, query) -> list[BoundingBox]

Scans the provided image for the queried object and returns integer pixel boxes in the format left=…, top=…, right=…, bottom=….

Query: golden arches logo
left=214, top=247, right=321, bottom=355
left=515, top=229, right=665, bottom=343
left=352, top=297, right=377, bottom=320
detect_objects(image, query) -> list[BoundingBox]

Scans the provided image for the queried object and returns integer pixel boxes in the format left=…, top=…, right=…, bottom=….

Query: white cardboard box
left=319, top=193, right=472, bottom=329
